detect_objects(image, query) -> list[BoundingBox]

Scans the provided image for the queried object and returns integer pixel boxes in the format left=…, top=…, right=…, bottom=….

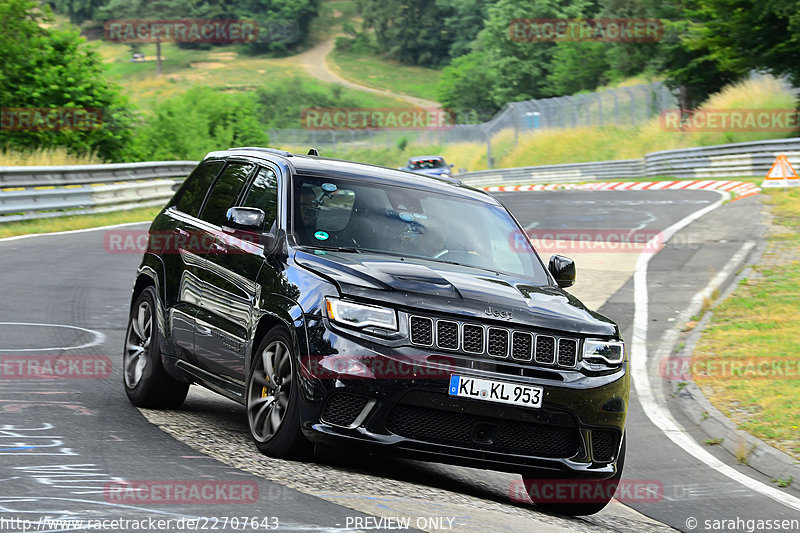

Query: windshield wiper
left=299, top=245, right=361, bottom=253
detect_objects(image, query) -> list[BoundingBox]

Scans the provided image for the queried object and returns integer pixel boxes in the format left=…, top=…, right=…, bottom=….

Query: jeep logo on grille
left=485, top=306, right=513, bottom=320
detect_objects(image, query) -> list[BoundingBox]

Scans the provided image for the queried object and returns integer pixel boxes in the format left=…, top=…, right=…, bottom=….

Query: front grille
left=436, top=320, right=459, bottom=350
left=408, top=315, right=581, bottom=370
left=462, top=324, right=484, bottom=353
left=386, top=404, right=580, bottom=458
left=487, top=328, right=509, bottom=358
left=591, top=429, right=619, bottom=462
left=535, top=335, right=556, bottom=365
left=321, top=394, right=368, bottom=427
left=558, top=338, right=578, bottom=367
left=409, top=316, right=433, bottom=346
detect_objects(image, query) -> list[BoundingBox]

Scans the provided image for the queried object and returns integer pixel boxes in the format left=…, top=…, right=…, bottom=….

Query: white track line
left=631, top=190, right=800, bottom=512
left=0, top=322, right=106, bottom=352
left=0, top=221, right=150, bottom=243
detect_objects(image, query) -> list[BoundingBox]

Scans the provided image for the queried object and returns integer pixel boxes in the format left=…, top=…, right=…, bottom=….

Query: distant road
left=281, top=37, right=441, bottom=108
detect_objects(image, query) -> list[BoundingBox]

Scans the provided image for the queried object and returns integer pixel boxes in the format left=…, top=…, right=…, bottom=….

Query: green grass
left=95, top=40, right=408, bottom=114
left=328, top=48, right=442, bottom=103
left=693, top=186, right=800, bottom=460
left=0, top=206, right=161, bottom=239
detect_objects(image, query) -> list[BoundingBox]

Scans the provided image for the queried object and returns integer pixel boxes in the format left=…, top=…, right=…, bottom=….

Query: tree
left=643, top=0, right=747, bottom=109
left=359, top=0, right=456, bottom=67
left=464, top=0, right=594, bottom=104
left=684, top=0, right=800, bottom=87
left=0, top=0, right=134, bottom=160
left=436, top=0, right=497, bottom=60
left=47, top=0, right=108, bottom=24
left=437, top=52, right=500, bottom=119
left=545, top=41, right=611, bottom=96
left=132, top=87, right=268, bottom=161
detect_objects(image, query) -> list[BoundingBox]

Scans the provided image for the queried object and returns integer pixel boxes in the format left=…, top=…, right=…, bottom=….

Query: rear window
left=172, top=161, right=223, bottom=216
left=409, top=158, right=445, bottom=170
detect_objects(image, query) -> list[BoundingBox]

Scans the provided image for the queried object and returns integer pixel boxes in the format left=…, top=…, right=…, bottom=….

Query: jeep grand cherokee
left=123, top=147, right=629, bottom=515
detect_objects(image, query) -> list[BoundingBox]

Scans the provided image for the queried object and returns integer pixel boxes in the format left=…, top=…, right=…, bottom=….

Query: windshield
left=409, top=158, right=446, bottom=170
left=291, top=175, right=548, bottom=282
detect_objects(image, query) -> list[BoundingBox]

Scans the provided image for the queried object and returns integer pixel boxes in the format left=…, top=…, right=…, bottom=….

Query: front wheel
left=123, top=286, right=189, bottom=408
left=522, top=433, right=626, bottom=516
left=245, top=326, right=310, bottom=458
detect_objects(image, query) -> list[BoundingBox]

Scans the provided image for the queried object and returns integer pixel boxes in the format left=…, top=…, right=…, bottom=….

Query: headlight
left=583, top=339, right=625, bottom=365
left=325, top=297, right=398, bottom=331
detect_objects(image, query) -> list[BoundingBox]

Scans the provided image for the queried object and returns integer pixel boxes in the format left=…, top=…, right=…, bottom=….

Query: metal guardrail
left=0, top=161, right=197, bottom=222
left=0, top=161, right=197, bottom=188
left=1, top=136, right=798, bottom=222
left=457, top=159, right=643, bottom=186
left=458, top=137, right=800, bottom=184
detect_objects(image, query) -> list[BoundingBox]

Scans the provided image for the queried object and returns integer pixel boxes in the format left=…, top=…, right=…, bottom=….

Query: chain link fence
left=268, top=82, right=676, bottom=167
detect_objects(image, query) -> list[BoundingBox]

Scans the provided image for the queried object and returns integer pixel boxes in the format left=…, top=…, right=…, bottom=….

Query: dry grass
left=497, top=76, right=797, bottom=170
left=0, top=149, right=102, bottom=166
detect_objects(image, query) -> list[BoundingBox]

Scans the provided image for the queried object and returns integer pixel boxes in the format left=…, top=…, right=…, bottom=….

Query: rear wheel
left=245, top=326, right=310, bottom=458
left=123, top=286, right=189, bottom=408
left=523, top=433, right=626, bottom=516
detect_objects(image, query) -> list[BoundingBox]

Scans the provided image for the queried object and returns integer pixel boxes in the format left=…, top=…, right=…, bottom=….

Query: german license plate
left=448, top=375, right=542, bottom=408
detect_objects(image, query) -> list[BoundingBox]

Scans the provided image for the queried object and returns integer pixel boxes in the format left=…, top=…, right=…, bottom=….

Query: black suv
left=123, top=147, right=629, bottom=515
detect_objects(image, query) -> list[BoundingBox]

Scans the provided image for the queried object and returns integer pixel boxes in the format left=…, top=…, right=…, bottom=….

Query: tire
left=123, top=286, right=190, bottom=408
left=523, top=433, right=626, bottom=516
left=245, top=326, right=310, bottom=458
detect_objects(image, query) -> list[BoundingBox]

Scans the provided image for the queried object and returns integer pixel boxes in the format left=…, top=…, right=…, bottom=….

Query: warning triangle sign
left=762, top=154, right=800, bottom=187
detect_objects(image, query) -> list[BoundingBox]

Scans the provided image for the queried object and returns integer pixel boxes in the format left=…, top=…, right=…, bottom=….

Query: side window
left=198, top=162, right=254, bottom=226
left=172, top=161, right=223, bottom=216
left=242, top=167, right=279, bottom=231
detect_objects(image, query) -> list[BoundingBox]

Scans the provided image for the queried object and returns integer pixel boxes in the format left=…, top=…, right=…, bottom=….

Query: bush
left=132, top=87, right=268, bottom=161
left=255, top=78, right=361, bottom=130
left=0, top=0, right=134, bottom=161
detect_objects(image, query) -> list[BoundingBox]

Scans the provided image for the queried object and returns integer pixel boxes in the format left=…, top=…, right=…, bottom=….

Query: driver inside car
left=294, top=186, right=320, bottom=244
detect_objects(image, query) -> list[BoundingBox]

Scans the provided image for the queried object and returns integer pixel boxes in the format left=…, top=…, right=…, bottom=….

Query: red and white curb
left=483, top=180, right=760, bottom=200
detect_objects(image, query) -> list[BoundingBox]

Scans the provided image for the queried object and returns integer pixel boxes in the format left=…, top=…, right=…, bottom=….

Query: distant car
left=399, top=156, right=455, bottom=178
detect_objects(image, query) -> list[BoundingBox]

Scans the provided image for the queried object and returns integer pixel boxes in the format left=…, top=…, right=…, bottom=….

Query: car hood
left=294, top=250, right=618, bottom=337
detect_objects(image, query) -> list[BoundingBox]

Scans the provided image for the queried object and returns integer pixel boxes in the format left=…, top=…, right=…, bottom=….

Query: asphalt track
left=0, top=189, right=797, bottom=532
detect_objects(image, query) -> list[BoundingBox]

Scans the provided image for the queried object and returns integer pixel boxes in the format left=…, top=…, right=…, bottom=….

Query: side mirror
left=449, top=163, right=454, bottom=168
left=548, top=255, right=576, bottom=288
left=225, top=207, right=265, bottom=232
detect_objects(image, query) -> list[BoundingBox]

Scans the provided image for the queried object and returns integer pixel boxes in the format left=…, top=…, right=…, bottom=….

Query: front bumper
left=298, top=318, right=629, bottom=477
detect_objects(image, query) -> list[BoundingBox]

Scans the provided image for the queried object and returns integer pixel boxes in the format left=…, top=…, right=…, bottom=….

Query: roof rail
left=226, top=147, right=293, bottom=157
